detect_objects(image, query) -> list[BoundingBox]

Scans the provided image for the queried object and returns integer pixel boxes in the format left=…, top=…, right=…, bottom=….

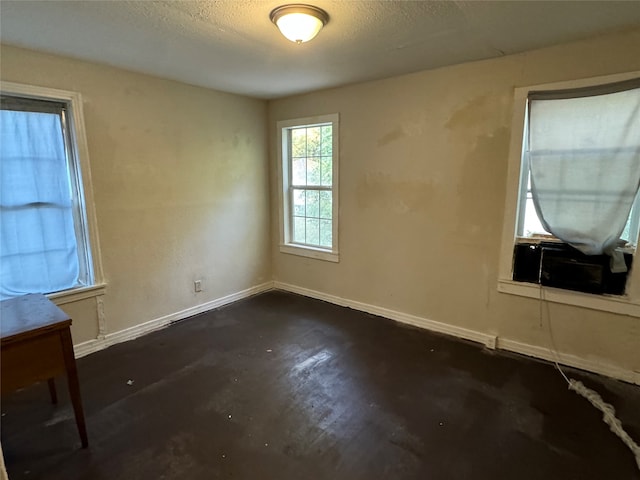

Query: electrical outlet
left=194, top=280, right=202, bottom=292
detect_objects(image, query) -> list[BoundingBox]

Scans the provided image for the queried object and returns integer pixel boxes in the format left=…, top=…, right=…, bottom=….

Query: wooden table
left=1, top=294, right=88, bottom=448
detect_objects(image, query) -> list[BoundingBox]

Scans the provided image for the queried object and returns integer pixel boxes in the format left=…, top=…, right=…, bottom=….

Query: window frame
left=1, top=81, right=105, bottom=301
left=277, top=114, right=339, bottom=262
left=497, top=72, right=640, bottom=316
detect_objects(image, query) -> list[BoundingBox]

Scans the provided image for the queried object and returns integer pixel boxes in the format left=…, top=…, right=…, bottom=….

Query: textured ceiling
left=1, top=1, right=640, bottom=99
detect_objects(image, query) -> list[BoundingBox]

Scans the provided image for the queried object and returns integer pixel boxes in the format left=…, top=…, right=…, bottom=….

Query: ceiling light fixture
left=270, top=4, right=329, bottom=44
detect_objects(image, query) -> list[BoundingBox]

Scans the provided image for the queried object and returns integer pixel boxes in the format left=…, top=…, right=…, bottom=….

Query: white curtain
left=528, top=85, right=640, bottom=271
left=0, top=109, right=79, bottom=300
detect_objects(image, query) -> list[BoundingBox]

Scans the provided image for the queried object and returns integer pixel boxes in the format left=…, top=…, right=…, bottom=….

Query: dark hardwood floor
left=1, top=290, right=639, bottom=479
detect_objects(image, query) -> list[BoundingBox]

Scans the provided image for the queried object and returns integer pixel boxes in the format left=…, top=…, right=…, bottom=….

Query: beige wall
left=1, top=45, right=271, bottom=344
left=268, top=28, right=640, bottom=376
left=2, top=28, right=639, bottom=379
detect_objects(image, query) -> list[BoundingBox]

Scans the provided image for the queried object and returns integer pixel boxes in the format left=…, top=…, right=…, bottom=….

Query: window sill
left=47, top=283, right=107, bottom=305
left=280, top=244, right=339, bottom=263
left=497, top=279, right=640, bottom=317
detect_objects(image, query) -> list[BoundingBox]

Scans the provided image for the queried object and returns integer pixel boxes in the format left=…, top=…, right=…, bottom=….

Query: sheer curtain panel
left=527, top=80, right=640, bottom=270
left=0, top=105, right=80, bottom=299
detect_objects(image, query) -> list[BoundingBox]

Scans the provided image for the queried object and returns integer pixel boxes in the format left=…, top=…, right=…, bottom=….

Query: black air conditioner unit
left=513, top=242, right=632, bottom=295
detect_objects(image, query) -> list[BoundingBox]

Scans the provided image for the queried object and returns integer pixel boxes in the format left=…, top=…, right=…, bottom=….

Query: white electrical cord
left=539, top=284, right=640, bottom=471
left=568, top=379, right=640, bottom=470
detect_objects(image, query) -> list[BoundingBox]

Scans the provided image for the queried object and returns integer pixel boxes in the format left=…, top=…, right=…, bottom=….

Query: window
left=0, top=82, right=102, bottom=300
left=498, top=72, right=640, bottom=316
left=277, top=114, right=339, bottom=262
left=516, top=83, right=640, bottom=246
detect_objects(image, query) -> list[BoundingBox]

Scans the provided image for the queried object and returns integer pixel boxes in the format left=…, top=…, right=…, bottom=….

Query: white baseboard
left=73, top=340, right=101, bottom=358
left=74, top=279, right=638, bottom=385
left=497, top=338, right=640, bottom=385
left=273, top=281, right=639, bottom=386
left=273, top=281, right=497, bottom=348
left=73, top=281, right=274, bottom=358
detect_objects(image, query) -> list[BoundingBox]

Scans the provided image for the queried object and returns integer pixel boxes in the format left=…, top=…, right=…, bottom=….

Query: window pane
left=321, top=125, right=332, bottom=156
left=307, top=157, right=321, bottom=185
left=320, top=219, right=332, bottom=248
left=293, top=216, right=306, bottom=243
left=320, top=156, right=332, bottom=186
left=291, top=128, right=306, bottom=157
left=306, top=218, right=320, bottom=245
left=307, top=127, right=321, bottom=156
left=292, top=157, right=306, bottom=185
left=620, top=192, right=640, bottom=244
left=292, top=189, right=305, bottom=216
left=305, top=190, right=319, bottom=218
left=621, top=216, right=632, bottom=242
left=523, top=197, right=549, bottom=237
left=319, top=191, right=332, bottom=219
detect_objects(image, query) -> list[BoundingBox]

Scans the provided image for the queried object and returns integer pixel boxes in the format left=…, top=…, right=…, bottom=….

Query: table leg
left=47, top=378, right=58, bottom=404
left=60, top=328, right=89, bottom=448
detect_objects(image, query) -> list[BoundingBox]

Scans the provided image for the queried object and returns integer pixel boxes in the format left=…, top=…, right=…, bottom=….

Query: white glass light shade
left=276, top=13, right=323, bottom=43
left=270, top=5, right=329, bottom=44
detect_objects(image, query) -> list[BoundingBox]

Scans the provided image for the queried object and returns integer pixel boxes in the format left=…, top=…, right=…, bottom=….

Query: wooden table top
left=1, top=294, right=71, bottom=343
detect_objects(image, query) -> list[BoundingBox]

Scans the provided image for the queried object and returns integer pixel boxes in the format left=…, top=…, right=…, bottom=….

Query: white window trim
left=277, top=113, right=339, bottom=263
left=497, top=71, right=640, bottom=317
left=1, top=81, right=106, bottom=300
